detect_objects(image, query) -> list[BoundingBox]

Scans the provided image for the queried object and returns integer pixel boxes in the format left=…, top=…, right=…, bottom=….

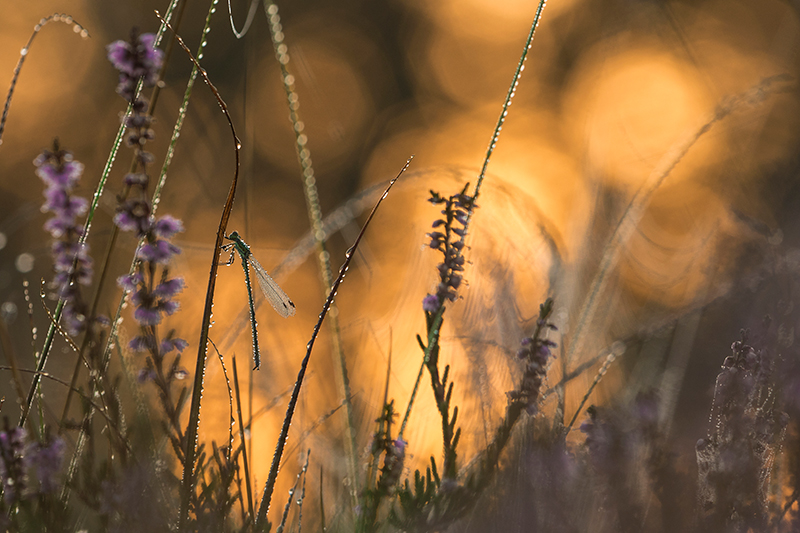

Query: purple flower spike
left=36, top=141, right=94, bottom=335
left=106, top=40, right=134, bottom=74
left=139, top=239, right=181, bottom=263
left=107, top=30, right=164, bottom=101
left=130, top=335, right=155, bottom=352
left=160, top=337, right=188, bottom=355
left=158, top=299, right=180, bottom=316
left=32, top=437, right=65, bottom=494
left=153, top=215, right=184, bottom=238
left=134, top=306, right=161, bottom=326
left=0, top=426, right=29, bottom=505
left=508, top=298, right=557, bottom=416
left=423, top=294, right=440, bottom=312
left=153, top=277, right=184, bottom=298
left=424, top=185, right=474, bottom=311
left=117, top=272, right=144, bottom=291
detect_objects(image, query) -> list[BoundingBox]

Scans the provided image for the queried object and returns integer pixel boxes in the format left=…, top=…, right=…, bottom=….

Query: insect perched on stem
left=222, top=231, right=296, bottom=369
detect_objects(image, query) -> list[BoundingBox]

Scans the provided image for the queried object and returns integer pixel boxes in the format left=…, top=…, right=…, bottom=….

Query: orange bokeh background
left=1, top=0, right=799, bottom=527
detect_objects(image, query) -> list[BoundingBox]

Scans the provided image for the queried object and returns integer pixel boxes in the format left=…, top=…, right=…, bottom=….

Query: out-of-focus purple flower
left=378, top=438, right=407, bottom=492
left=34, top=149, right=83, bottom=189
left=31, top=437, right=65, bottom=494
left=114, top=198, right=151, bottom=235
left=118, top=272, right=144, bottom=291
left=157, top=299, right=180, bottom=316
left=509, top=298, right=557, bottom=415
left=137, top=368, right=156, bottom=383
left=36, top=141, right=94, bottom=335
left=139, top=239, right=181, bottom=264
left=153, top=215, right=184, bottom=239
left=160, top=336, right=188, bottom=355
left=130, top=335, right=155, bottom=352
left=0, top=426, right=29, bottom=504
left=123, top=172, right=148, bottom=186
left=134, top=305, right=161, bottom=326
left=422, top=294, right=440, bottom=312
left=121, top=270, right=184, bottom=331
left=107, top=29, right=163, bottom=101
left=62, top=302, right=87, bottom=336
left=153, top=277, right=184, bottom=299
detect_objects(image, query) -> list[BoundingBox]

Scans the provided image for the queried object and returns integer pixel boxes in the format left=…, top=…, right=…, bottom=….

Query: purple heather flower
left=0, top=426, right=29, bottom=504
left=157, top=298, right=179, bottom=316
left=117, top=272, right=144, bottom=292
left=423, top=186, right=475, bottom=313
left=62, top=302, right=87, bottom=334
left=139, top=239, right=181, bottom=264
left=137, top=368, right=156, bottom=382
left=36, top=142, right=94, bottom=335
left=114, top=198, right=151, bottom=235
left=153, top=215, right=184, bottom=239
left=107, top=30, right=163, bottom=101
left=160, top=336, right=188, bottom=355
left=509, top=298, right=556, bottom=415
left=31, top=437, right=65, bottom=494
left=423, top=294, right=440, bottom=312
left=133, top=305, right=161, bottom=326
left=123, top=172, right=148, bottom=186
left=130, top=335, right=156, bottom=352
left=35, top=159, right=84, bottom=189
left=153, top=277, right=184, bottom=298
left=378, top=438, right=407, bottom=492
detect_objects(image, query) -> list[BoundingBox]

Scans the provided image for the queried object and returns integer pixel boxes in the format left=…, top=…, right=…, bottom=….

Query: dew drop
left=15, top=253, right=34, bottom=273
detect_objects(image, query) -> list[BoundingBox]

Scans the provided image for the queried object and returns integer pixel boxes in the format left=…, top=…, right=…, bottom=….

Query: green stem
left=263, top=0, right=360, bottom=508
left=399, top=307, right=445, bottom=439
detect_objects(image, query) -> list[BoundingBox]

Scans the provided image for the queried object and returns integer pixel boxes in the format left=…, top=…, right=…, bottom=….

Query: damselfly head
left=226, top=231, right=240, bottom=240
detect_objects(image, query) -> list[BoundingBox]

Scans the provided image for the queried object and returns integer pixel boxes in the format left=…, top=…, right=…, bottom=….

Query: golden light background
left=1, top=0, right=799, bottom=526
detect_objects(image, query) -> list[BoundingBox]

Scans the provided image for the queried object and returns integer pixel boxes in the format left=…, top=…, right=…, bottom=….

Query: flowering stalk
left=0, top=422, right=66, bottom=530
left=418, top=185, right=475, bottom=482
left=35, top=141, right=93, bottom=337
left=36, top=142, right=114, bottom=439
left=357, top=401, right=407, bottom=532
left=508, top=298, right=557, bottom=415
left=422, top=184, right=474, bottom=314
left=696, top=331, right=785, bottom=531
left=108, top=29, right=189, bottom=453
left=58, top=29, right=168, bottom=445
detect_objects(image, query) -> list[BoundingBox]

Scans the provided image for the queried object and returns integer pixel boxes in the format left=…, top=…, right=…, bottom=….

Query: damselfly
left=222, top=231, right=296, bottom=369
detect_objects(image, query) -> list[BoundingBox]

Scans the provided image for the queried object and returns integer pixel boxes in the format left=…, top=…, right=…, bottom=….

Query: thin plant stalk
left=277, top=450, right=310, bottom=533
left=262, top=0, right=361, bottom=506
left=232, top=356, right=256, bottom=522
left=397, top=0, right=548, bottom=445
left=399, top=308, right=444, bottom=438
left=152, top=12, right=244, bottom=531
left=0, top=14, right=90, bottom=145
left=562, top=75, right=791, bottom=430
left=254, top=157, right=412, bottom=531
left=101, top=0, right=215, bottom=375
left=465, top=0, right=548, bottom=225
left=18, top=2, right=182, bottom=429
